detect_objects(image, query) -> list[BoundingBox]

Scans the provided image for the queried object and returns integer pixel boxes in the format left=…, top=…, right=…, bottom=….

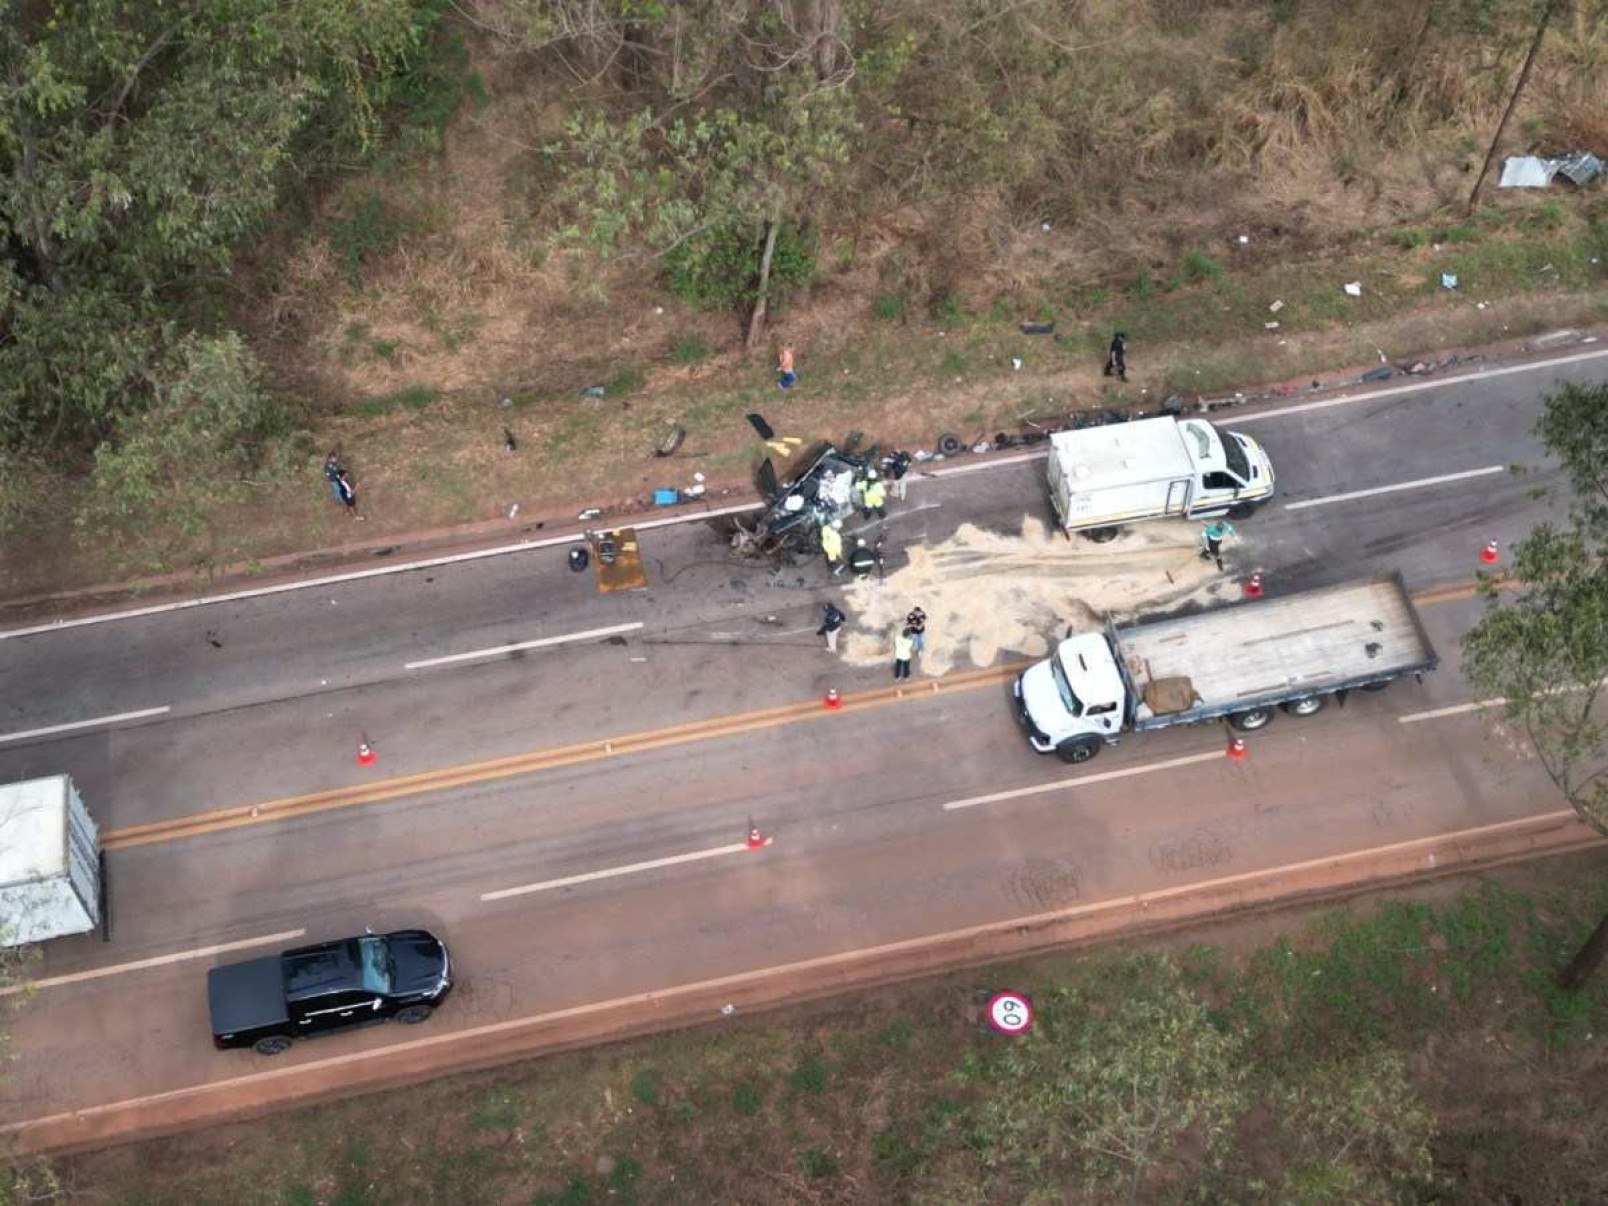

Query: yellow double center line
left=101, top=577, right=1491, bottom=852
left=102, top=664, right=1020, bottom=850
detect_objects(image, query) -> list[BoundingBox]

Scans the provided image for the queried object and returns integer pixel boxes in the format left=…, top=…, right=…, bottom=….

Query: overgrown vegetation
left=2, top=0, right=1606, bottom=589
left=36, top=862, right=1608, bottom=1203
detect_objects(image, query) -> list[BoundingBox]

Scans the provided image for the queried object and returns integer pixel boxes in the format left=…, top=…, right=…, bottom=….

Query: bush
left=1183, top=248, right=1223, bottom=284
left=662, top=223, right=815, bottom=312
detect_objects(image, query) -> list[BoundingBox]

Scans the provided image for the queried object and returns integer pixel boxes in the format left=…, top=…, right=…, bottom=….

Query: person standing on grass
left=893, top=626, right=914, bottom=680
left=1199, top=518, right=1235, bottom=570
left=777, top=344, right=798, bottom=390
left=818, top=602, right=846, bottom=653
left=1104, top=331, right=1128, bottom=382
left=905, top=607, right=927, bottom=655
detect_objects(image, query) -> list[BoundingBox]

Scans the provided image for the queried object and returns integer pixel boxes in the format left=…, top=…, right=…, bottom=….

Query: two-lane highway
left=2, top=346, right=1605, bottom=1149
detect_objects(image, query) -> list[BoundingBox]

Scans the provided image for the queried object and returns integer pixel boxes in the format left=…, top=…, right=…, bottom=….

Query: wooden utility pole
left=1466, top=0, right=1557, bottom=214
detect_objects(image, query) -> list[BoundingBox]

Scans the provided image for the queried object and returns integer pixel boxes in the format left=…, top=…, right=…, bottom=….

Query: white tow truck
left=1047, top=415, right=1275, bottom=541
left=1013, top=575, right=1438, bottom=763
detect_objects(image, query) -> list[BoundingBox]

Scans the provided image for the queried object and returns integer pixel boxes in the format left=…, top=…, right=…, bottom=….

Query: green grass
left=669, top=335, right=713, bottom=365
left=872, top=293, right=908, bottom=321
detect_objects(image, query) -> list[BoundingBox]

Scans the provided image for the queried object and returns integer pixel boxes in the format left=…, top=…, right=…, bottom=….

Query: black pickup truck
left=208, top=929, right=452, bottom=1055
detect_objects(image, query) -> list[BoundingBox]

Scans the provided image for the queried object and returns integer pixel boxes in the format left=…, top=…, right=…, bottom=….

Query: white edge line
left=6, top=345, right=1605, bottom=641
left=1230, top=346, right=1608, bottom=424
left=481, top=842, right=751, bottom=901
left=7, top=809, right=1590, bottom=1144
left=1284, top=465, right=1506, bottom=511
left=0, top=504, right=761, bottom=641
left=943, top=750, right=1223, bottom=811
left=0, top=928, right=306, bottom=997
left=405, top=622, right=645, bottom=671
left=0, top=705, right=172, bottom=746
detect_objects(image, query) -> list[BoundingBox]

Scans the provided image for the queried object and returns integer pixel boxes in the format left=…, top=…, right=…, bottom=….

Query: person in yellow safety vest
left=819, top=520, right=844, bottom=567
left=859, top=472, right=888, bottom=519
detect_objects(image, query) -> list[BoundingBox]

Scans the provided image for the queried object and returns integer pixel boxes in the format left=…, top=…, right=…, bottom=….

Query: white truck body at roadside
left=1046, top=416, right=1275, bottom=534
left=0, top=775, right=100, bottom=946
left=1014, top=576, right=1437, bottom=759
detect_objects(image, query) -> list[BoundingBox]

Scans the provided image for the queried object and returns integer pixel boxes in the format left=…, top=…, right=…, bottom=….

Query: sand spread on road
left=839, top=518, right=1229, bottom=674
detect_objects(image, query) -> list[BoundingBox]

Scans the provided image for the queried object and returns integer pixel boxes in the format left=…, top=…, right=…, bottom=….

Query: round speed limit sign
left=985, top=991, right=1034, bottom=1036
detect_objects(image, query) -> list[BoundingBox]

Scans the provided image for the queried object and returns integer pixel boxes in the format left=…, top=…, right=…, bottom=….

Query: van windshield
left=1050, top=656, right=1084, bottom=717
left=1223, top=432, right=1251, bottom=480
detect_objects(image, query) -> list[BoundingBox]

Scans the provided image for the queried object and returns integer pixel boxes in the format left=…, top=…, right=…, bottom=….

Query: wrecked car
left=729, top=441, right=877, bottom=560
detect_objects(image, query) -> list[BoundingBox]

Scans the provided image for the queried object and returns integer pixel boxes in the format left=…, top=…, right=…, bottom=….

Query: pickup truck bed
left=207, top=955, right=288, bottom=1037
left=1119, top=575, right=1436, bottom=730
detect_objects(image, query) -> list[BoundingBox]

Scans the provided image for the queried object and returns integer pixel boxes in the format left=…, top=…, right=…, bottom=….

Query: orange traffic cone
left=357, top=739, right=377, bottom=767
left=1479, top=539, right=1500, bottom=565
left=746, top=823, right=772, bottom=850
left=824, top=688, right=842, bottom=710
left=1243, top=571, right=1264, bottom=599
left=1226, top=735, right=1247, bottom=761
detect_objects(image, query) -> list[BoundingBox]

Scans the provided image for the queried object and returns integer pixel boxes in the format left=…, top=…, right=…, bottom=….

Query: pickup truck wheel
left=1228, top=707, right=1274, bottom=731
left=1083, top=526, right=1121, bottom=544
left=1056, top=737, right=1102, bottom=764
left=252, top=1035, right=293, bottom=1056
left=1226, top=501, right=1260, bottom=520
left=395, top=1004, right=434, bottom=1025
left=1281, top=695, right=1326, bottom=717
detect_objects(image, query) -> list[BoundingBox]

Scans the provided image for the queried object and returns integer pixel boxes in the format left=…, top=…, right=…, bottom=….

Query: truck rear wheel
left=1281, top=695, right=1326, bottom=717
left=1056, top=736, right=1103, bottom=764
left=253, top=1035, right=293, bottom=1056
left=1228, top=707, right=1274, bottom=731
left=1083, top=527, right=1121, bottom=544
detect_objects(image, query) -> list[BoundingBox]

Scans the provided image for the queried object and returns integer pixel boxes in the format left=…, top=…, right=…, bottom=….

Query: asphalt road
left=2, top=348, right=1606, bottom=1133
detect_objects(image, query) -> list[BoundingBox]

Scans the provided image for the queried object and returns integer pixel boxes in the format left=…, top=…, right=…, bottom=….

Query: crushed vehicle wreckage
left=728, top=439, right=880, bottom=560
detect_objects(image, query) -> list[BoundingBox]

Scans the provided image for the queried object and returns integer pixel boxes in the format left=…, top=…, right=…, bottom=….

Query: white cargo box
left=0, top=775, right=101, bottom=946
left=1048, top=417, right=1202, bottom=528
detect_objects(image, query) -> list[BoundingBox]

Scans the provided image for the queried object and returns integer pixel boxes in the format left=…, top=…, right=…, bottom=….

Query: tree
left=1462, top=382, right=1608, bottom=989
left=74, top=332, right=286, bottom=562
left=0, top=0, right=431, bottom=496
left=978, top=954, right=1246, bottom=1202
left=526, top=0, right=857, bottom=339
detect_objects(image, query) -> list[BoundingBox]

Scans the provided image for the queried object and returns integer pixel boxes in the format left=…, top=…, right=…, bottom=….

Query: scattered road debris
left=1498, top=152, right=1604, bottom=189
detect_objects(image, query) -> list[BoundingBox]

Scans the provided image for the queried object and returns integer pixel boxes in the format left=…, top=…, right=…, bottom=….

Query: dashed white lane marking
left=0, top=929, right=306, bottom=997
left=0, top=705, right=172, bottom=746
left=481, top=842, right=753, bottom=901
left=404, top=622, right=645, bottom=670
left=1284, top=465, right=1506, bottom=511
left=1399, top=699, right=1506, bottom=723
left=942, top=751, right=1223, bottom=812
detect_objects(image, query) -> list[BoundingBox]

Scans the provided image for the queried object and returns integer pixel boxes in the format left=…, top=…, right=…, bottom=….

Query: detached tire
left=1057, top=736, right=1103, bottom=764
left=253, top=1035, right=293, bottom=1056
left=1083, top=526, right=1121, bottom=544
left=1228, top=707, right=1274, bottom=731
left=936, top=432, right=966, bottom=458
left=395, top=1004, right=434, bottom=1025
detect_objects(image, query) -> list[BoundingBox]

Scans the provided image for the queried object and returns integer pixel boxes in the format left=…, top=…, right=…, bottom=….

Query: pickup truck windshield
left=1223, top=433, right=1251, bottom=480
left=1050, top=655, right=1084, bottom=717
left=355, top=936, right=395, bottom=994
